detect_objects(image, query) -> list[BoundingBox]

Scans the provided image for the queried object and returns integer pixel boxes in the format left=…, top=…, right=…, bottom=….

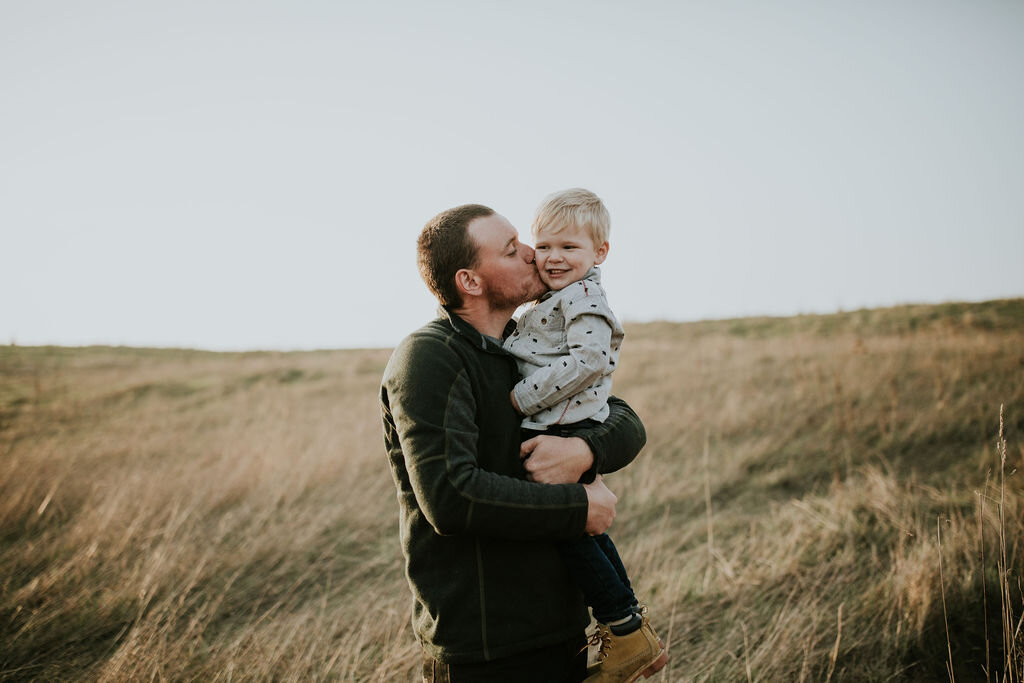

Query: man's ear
left=455, top=268, right=483, bottom=299
left=593, top=241, right=610, bottom=265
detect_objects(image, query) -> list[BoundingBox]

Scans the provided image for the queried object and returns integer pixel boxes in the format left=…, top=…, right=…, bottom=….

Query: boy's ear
left=455, top=268, right=482, bottom=299
left=593, top=241, right=610, bottom=265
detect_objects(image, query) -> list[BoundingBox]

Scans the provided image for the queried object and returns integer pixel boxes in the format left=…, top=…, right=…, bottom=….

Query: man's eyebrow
left=503, top=237, right=516, bottom=250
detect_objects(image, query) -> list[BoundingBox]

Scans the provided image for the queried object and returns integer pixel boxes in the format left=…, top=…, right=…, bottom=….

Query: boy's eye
left=536, top=245, right=549, bottom=251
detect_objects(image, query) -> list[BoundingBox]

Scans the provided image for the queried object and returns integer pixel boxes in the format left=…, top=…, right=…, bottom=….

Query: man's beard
left=486, top=276, right=546, bottom=310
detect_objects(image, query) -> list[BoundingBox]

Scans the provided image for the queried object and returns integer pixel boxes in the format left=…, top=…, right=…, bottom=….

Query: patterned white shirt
left=504, top=267, right=625, bottom=430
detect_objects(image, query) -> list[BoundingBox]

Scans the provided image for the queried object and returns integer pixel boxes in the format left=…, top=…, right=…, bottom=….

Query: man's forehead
left=469, top=214, right=517, bottom=250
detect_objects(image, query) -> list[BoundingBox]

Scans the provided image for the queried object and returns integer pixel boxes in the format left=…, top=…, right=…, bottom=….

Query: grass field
left=1, top=299, right=1022, bottom=681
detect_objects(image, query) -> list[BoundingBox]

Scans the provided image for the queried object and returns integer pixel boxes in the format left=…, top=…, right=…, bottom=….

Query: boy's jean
left=558, top=532, right=637, bottom=624
left=523, top=422, right=638, bottom=624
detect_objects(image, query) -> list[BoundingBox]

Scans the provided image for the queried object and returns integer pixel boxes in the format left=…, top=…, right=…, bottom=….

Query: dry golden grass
left=1, top=299, right=1022, bottom=681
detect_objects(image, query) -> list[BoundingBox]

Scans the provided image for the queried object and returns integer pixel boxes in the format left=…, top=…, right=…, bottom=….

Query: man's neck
left=452, top=301, right=515, bottom=339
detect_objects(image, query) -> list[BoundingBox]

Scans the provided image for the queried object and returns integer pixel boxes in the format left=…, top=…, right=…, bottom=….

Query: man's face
left=467, top=213, right=546, bottom=310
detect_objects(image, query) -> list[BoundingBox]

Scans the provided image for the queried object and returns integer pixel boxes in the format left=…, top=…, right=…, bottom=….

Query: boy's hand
left=520, top=435, right=594, bottom=484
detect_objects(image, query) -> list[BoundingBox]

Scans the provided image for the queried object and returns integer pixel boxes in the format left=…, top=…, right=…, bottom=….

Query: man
left=381, top=204, right=647, bottom=682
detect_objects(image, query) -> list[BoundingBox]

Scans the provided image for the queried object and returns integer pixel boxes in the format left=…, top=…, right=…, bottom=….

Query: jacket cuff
left=576, top=434, right=604, bottom=484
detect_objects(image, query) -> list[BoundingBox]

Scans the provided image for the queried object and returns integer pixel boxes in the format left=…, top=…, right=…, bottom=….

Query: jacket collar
left=440, top=306, right=517, bottom=353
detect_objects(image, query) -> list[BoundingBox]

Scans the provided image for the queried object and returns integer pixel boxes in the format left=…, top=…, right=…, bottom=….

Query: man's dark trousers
left=421, top=633, right=587, bottom=682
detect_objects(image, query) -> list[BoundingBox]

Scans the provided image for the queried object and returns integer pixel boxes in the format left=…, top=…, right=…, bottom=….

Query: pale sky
left=3, top=1, right=1022, bottom=350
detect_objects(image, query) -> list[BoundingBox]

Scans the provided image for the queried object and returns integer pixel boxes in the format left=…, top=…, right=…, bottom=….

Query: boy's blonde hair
left=532, top=188, right=610, bottom=245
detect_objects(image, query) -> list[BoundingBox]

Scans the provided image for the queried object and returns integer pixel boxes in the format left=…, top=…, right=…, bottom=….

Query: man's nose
left=520, top=244, right=535, bottom=263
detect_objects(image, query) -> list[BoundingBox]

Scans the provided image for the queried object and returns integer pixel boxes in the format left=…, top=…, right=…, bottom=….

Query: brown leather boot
left=583, top=612, right=667, bottom=682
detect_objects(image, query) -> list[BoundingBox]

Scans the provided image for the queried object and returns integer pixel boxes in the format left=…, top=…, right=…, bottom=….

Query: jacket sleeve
left=383, top=334, right=589, bottom=540
left=574, top=396, right=647, bottom=484
left=511, top=298, right=613, bottom=416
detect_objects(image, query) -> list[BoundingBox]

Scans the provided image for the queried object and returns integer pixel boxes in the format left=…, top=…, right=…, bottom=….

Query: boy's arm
left=511, top=303, right=613, bottom=416
left=383, top=334, right=598, bottom=540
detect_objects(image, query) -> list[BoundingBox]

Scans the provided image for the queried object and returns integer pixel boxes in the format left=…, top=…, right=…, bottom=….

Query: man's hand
left=583, top=475, right=617, bottom=535
left=520, top=435, right=594, bottom=484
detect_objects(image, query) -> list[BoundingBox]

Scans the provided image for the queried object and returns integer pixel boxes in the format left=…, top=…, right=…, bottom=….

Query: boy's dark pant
left=558, top=531, right=637, bottom=624
left=523, top=423, right=638, bottom=625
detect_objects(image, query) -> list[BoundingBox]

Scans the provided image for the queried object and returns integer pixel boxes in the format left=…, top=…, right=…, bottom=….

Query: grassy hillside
left=1, top=300, right=1022, bottom=681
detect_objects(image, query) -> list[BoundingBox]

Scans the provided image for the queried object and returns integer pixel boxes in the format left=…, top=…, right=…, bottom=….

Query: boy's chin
left=527, top=286, right=550, bottom=304
left=537, top=280, right=565, bottom=294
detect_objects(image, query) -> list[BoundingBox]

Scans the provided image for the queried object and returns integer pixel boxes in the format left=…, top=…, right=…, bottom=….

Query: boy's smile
left=533, top=223, right=609, bottom=291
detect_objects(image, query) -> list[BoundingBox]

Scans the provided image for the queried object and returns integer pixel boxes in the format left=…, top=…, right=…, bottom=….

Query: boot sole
left=639, top=648, right=669, bottom=679
left=635, top=637, right=668, bottom=681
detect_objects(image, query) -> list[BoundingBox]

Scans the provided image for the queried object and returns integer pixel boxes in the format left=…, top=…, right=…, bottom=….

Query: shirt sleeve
left=383, top=335, right=589, bottom=540
left=511, top=295, right=613, bottom=416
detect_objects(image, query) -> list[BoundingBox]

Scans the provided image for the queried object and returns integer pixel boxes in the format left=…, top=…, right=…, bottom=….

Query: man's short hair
left=418, top=204, right=495, bottom=308
left=532, top=188, right=610, bottom=246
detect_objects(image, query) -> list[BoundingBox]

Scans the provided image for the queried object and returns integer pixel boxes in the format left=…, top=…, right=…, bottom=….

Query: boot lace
left=580, top=624, right=613, bottom=661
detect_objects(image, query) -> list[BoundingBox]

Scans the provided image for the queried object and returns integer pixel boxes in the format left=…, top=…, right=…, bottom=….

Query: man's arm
left=579, top=395, right=647, bottom=479
left=519, top=396, right=646, bottom=485
left=383, top=333, right=612, bottom=540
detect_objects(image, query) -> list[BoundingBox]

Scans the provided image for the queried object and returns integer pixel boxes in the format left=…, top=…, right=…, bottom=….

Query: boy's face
left=533, top=223, right=608, bottom=291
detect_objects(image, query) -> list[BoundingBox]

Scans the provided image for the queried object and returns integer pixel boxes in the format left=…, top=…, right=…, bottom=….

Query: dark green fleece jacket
left=380, top=308, right=647, bottom=664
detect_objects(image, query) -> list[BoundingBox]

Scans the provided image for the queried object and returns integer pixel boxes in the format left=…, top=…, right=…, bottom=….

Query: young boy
left=504, top=188, right=667, bottom=681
